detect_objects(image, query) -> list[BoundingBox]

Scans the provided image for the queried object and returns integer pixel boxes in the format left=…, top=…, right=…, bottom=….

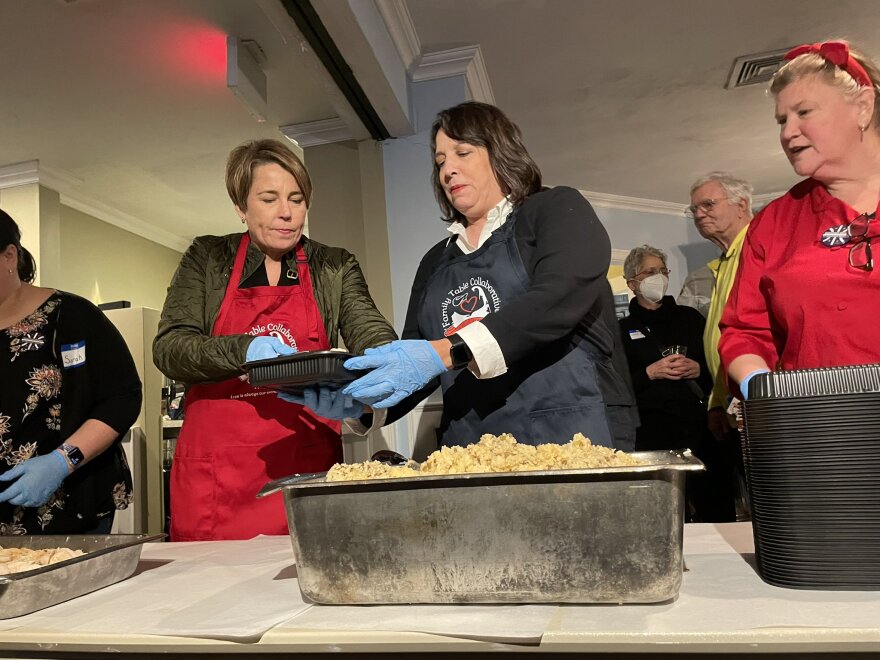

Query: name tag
left=61, top=341, right=86, bottom=368
left=628, top=330, right=646, bottom=340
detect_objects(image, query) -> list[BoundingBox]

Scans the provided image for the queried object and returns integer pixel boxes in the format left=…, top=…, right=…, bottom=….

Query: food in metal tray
left=325, top=432, right=643, bottom=481
left=0, top=546, right=85, bottom=575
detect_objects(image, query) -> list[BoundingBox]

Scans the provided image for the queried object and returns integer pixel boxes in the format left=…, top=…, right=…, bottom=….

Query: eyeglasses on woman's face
left=632, top=267, right=670, bottom=281
left=685, top=198, right=728, bottom=220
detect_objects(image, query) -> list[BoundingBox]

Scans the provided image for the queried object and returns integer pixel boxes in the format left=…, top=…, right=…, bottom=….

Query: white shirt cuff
left=343, top=407, right=388, bottom=436
left=457, top=322, right=507, bottom=379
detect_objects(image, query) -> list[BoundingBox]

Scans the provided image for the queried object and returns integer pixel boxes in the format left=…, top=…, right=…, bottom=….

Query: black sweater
left=53, top=292, right=141, bottom=529
left=618, top=296, right=712, bottom=413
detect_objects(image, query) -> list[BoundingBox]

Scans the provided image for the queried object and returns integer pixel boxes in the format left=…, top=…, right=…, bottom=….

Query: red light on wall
left=158, top=23, right=227, bottom=85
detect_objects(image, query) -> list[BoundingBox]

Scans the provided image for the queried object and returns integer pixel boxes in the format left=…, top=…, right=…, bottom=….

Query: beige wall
left=56, top=205, right=182, bottom=310
left=303, top=140, right=394, bottom=325
left=304, top=140, right=367, bottom=256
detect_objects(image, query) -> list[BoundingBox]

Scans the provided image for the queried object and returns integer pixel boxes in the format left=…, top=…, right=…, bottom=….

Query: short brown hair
left=431, top=102, right=542, bottom=222
left=770, top=42, right=880, bottom=134
left=225, top=139, right=312, bottom=210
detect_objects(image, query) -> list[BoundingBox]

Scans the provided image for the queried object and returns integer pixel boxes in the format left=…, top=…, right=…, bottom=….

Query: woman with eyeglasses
left=619, top=246, right=711, bottom=446
left=619, top=246, right=731, bottom=520
left=719, top=40, right=880, bottom=399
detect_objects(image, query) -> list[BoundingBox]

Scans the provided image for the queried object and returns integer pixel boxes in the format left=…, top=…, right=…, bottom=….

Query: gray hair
left=624, top=245, right=667, bottom=280
left=689, top=171, right=754, bottom=211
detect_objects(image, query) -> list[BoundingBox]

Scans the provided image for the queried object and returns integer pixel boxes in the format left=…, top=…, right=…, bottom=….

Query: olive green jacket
left=153, top=233, right=397, bottom=384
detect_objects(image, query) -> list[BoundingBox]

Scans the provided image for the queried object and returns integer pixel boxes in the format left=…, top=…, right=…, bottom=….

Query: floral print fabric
left=0, top=295, right=131, bottom=534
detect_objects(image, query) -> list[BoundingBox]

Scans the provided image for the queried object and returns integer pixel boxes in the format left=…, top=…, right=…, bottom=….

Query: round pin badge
left=821, top=224, right=852, bottom=247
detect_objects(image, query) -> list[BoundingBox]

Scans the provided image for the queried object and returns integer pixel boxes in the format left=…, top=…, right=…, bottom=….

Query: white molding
left=0, top=160, right=84, bottom=191
left=578, top=188, right=687, bottom=217
left=463, top=46, right=495, bottom=105
left=411, top=45, right=496, bottom=105
left=373, top=0, right=420, bottom=71
left=0, top=160, right=189, bottom=252
left=411, top=46, right=474, bottom=81
left=279, top=117, right=354, bottom=148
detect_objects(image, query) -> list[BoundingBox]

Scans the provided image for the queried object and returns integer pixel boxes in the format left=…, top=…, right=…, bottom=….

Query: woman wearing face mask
left=619, top=246, right=711, bottom=451
left=619, top=246, right=730, bottom=520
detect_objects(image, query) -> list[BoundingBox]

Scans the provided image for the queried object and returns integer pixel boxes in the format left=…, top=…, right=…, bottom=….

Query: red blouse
left=719, top=178, right=880, bottom=380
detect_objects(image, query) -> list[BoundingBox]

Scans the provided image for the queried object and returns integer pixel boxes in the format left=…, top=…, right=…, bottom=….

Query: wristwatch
left=59, top=443, right=85, bottom=470
left=448, top=333, right=473, bottom=370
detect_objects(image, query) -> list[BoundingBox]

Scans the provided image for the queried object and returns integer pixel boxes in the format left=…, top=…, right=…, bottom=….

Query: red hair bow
left=784, top=40, right=872, bottom=88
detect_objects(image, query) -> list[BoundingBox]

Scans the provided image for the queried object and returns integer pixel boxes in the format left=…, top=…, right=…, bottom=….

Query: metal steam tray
left=280, top=450, right=704, bottom=604
left=244, top=350, right=364, bottom=395
left=0, top=533, right=163, bottom=619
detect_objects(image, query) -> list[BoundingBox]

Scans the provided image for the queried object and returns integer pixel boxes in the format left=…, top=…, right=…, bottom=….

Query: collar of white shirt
left=446, top=197, right=514, bottom=254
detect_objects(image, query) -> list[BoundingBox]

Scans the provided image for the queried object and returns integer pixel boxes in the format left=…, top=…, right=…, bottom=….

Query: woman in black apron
left=335, top=102, right=636, bottom=449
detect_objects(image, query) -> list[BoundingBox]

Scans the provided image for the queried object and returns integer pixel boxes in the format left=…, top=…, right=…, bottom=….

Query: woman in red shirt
left=719, top=41, right=880, bottom=398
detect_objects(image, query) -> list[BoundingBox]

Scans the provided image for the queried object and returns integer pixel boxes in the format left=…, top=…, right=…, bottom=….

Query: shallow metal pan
left=0, top=533, right=163, bottom=618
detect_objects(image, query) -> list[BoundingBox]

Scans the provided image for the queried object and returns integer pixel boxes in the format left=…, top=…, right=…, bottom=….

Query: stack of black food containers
left=742, top=364, right=880, bottom=590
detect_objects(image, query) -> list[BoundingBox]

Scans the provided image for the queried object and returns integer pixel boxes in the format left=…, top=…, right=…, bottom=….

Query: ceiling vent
left=726, top=48, right=790, bottom=89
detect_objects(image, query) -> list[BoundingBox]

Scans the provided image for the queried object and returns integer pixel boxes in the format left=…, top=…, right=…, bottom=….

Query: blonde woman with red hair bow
left=719, top=40, right=880, bottom=399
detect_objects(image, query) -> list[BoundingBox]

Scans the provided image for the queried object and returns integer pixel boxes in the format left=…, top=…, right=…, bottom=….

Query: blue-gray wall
left=596, top=205, right=719, bottom=295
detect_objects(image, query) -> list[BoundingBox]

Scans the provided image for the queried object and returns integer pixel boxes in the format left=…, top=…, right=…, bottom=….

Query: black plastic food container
left=743, top=364, right=880, bottom=590
left=244, top=350, right=364, bottom=395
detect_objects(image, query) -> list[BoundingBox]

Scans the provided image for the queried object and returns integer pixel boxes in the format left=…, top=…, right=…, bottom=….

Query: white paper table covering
left=553, top=523, right=880, bottom=636
left=0, top=535, right=307, bottom=641
left=281, top=603, right=557, bottom=643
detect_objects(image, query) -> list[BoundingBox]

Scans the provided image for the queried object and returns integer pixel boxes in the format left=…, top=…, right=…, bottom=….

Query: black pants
left=635, top=408, right=737, bottom=522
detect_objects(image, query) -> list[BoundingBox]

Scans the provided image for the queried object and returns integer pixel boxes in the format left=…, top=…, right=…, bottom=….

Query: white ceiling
left=2, top=0, right=879, bottom=251
left=0, top=0, right=341, bottom=250
left=405, top=0, right=880, bottom=202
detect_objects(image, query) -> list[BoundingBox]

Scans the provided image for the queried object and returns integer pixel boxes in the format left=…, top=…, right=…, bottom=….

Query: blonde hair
left=225, top=139, right=312, bottom=211
left=770, top=42, right=880, bottom=133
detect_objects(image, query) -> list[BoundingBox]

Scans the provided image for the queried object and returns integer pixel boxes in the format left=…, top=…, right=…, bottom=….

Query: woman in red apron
left=153, top=140, right=396, bottom=541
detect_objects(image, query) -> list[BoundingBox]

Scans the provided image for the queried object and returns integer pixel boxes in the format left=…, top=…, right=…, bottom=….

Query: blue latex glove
left=245, top=336, right=297, bottom=362
left=740, top=368, right=770, bottom=400
left=0, top=451, right=70, bottom=507
left=278, top=386, right=364, bottom=420
left=342, top=340, right=446, bottom=409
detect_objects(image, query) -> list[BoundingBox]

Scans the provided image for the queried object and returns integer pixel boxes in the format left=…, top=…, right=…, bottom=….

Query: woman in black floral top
left=0, top=209, right=141, bottom=534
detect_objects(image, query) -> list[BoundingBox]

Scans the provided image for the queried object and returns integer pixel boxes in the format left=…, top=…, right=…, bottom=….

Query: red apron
left=170, top=233, right=341, bottom=541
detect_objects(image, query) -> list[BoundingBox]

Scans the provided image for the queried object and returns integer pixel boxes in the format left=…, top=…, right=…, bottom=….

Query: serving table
left=0, top=523, right=878, bottom=658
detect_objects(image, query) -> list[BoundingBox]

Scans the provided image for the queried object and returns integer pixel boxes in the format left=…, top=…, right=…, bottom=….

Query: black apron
left=417, top=211, right=627, bottom=449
